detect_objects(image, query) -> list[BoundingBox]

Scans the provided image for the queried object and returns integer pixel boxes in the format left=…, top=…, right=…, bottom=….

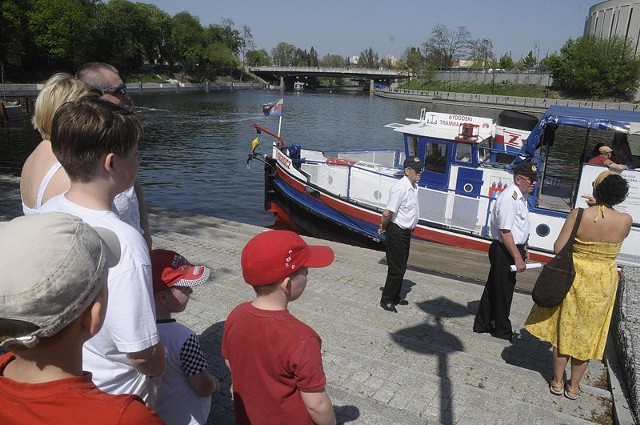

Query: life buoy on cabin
left=455, top=123, right=479, bottom=143
left=326, top=157, right=356, bottom=166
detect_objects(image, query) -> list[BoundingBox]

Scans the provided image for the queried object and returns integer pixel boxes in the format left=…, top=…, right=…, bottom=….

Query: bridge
left=247, top=66, right=411, bottom=90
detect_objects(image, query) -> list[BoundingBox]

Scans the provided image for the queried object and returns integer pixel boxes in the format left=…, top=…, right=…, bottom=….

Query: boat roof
left=387, top=111, right=494, bottom=143
left=518, top=105, right=640, bottom=161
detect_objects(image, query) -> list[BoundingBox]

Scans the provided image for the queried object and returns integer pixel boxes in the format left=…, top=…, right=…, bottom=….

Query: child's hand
left=581, top=195, right=596, bottom=206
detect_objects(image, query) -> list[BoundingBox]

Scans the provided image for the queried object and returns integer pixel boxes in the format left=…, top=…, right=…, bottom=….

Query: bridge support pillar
left=369, top=79, right=375, bottom=95
left=280, top=76, right=284, bottom=88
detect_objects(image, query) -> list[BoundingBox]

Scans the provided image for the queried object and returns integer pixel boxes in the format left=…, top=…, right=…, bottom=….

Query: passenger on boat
left=587, top=145, right=627, bottom=171
left=525, top=171, right=632, bottom=400
left=610, top=132, right=640, bottom=169
left=473, top=161, right=537, bottom=342
left=378, top=155, right=424, bottom=313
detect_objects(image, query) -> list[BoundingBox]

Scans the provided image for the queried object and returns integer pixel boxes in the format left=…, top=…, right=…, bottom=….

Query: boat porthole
left=374, top=190, right=382, bottom=200
left=536, top=224, right=550, bottom=237
left=463, top=183, right=473, bottom=193
left=328, top=175, right=333, bottom=184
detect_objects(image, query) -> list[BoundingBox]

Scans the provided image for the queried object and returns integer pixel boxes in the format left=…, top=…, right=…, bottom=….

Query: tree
left=308, top=46, right=318, bottom=67
left=423, top=24, right=471, bottom=69
left=468, top=38, right=493, bottom=70
left=136, top=3, right=172, bottom=65
left=28, top=0, right=98, bottom=67
left=550, top=35, right=640, bottom=99
left=1, top=0, right=33, bottom=66
left=96, top=0, right=154, bottom=68
left=239, top=25, right=254, bottom=67
left=402, top=46, right=425, bottom=75
left=246, top=49, right=271, bottom=66
left=319, top=54, right=345, bottom=68
left=358, top=47, right=379, bottom=68
left=522, top=50, right=536, bottom=69
left=169, top=12, right=205, bottom=73
left=498, top=53, right=514, bottom=70
left=271, top=42, right=297, bottom=66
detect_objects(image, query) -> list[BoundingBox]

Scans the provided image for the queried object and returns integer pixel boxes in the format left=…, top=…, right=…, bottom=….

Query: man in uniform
left=378, top=155, right=424, bottom=313
left=473, top=162, right=537, bottom=341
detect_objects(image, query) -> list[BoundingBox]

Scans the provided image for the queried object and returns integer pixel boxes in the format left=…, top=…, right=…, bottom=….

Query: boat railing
left=418, top=185, right=496, bottom=237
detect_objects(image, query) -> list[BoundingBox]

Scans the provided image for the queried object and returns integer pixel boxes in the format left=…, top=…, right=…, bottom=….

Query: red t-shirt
left=588, top=155, right=607, bottom=165
left=0, top=352, right=165, bottom=425
left=222, top=302, right=327, bottom=425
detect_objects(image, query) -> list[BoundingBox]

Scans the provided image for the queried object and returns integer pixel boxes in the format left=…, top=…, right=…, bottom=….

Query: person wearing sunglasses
left=378, top=155, right=424, bottom=313
left=473, top=161, right=537, bottom=343
left=75, top=62, right=151, bottom=250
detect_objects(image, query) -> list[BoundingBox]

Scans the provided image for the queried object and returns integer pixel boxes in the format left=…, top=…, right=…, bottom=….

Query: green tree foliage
left=28, top=0, right=97, bottom=66
left=498, top=53, right=514, bottom=70
left=522, top=50, right=536, bottom=69
left=402, top=47, right=425, bottom=75
left=1, top=0, right=33, bottom=64
left=246, top=49, right=271, bottom=66
left=468, top=38, right=493, bottom=70
left=308, top=47, right=318, bottom=67
left=550, top=36, right=640, bottom=99
left=239, top=25, right=255, bottom=66
left=170, top=12, right=205, bottom=72
left=358, top=47, right=379, bottom=68
left=318, top=54, right=345, bottom=68
left=136, top=3, right=172, bottom=65
left=271, top=42, right=297, bottom=66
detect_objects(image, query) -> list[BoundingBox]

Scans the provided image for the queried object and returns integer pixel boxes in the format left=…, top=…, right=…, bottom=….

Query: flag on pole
left=262, top=97, right=284, bottom=117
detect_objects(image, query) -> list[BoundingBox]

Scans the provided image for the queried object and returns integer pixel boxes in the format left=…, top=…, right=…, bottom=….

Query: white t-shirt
left=155, top=320, right=211, bottom=425
left=39, top=194, right=159, bottom=402
left=490, top=183, right=530, bottom=245
left=386, top=176, right=420, bottom=230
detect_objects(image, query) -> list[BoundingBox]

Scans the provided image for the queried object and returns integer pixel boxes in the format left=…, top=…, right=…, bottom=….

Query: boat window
left=455, top=143, right=473, bottom=163
left=537, top=125, right=591, bottom=212
left=424, top=142, right=448, bottom=174
left=406, top=135, right=419, bottom=156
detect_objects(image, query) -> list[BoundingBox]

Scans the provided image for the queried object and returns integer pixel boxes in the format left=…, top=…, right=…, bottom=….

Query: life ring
left=326, top=157, right=356, bottom=166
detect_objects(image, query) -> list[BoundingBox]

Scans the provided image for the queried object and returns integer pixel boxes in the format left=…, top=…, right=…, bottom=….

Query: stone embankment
left=0, top=174, right=635, bottom=424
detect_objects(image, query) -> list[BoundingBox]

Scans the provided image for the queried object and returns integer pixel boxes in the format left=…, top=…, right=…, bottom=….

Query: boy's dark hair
left=51, top=96, right=142, bottom=182
left=594, top=174, right=629, bottom=206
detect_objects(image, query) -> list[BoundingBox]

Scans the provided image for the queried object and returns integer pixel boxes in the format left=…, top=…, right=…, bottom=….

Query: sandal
left=564, top=382, right=581, bottom=400
left=549, top=379, right=564, bottom=396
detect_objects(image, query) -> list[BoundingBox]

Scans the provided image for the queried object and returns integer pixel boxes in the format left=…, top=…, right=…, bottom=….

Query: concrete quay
left=0, top=174, right=624, bottom=424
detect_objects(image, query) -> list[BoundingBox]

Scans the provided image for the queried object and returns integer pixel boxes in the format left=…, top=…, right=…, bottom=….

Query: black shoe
left=394, top=299, right=409, bottom=306
left=380, top=301, right=398, bottom=313
left=473, top=324, right=495, bottom=334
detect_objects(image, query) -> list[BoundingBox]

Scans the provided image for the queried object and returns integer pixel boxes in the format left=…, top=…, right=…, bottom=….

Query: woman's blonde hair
left=32, top=73, right=101, bottom=140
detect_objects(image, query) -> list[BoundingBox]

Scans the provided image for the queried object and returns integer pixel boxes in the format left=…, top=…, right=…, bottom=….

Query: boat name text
left=276, top=149, right=292, bottom=169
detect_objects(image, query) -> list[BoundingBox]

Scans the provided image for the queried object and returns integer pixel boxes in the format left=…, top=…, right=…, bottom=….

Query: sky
left=138, top=0, right=596, bottom=61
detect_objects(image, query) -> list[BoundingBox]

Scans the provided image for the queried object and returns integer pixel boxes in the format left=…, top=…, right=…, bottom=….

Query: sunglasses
left=103, top=83, right=127, bottom=98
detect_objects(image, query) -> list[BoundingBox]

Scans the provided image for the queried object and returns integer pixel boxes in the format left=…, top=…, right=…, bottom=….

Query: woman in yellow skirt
left=525, top=171, right=632, bottom=400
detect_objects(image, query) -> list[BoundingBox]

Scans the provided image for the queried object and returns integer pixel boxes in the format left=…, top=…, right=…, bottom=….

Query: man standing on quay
left=473, top=162, right=537, bottom=341
left=378, top=155, right=424, bottom=313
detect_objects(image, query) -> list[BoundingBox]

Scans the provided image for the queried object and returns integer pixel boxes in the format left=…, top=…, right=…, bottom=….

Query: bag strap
left=568, top=208, right=584, bottom=248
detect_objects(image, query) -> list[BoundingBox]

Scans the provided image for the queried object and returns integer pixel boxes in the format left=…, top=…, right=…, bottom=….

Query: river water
left=0, top=90, right=503, bottom=227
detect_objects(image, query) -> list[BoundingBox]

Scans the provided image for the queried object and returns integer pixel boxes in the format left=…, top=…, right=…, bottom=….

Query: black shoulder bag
left=531, top=208, right=584, bottom=308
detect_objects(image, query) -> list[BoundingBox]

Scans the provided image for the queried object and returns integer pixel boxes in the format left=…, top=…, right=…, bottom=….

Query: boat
left=0, top=101, right=23, bottom=123
left=252, top=106, right=640, bottom=267
left=293, top=81, right=305, bottom=92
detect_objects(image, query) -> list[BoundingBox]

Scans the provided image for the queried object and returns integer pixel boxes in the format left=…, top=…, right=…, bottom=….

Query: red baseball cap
left=241, top=230, right=334, bottom=286
left=150, top=249, right=211, bottom=293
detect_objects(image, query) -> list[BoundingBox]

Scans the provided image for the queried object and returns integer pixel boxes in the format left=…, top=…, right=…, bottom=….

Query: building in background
left=584, top=0, right=640, bottom=54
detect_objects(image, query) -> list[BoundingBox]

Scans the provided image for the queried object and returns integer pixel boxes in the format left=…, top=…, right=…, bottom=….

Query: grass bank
left=401, top=79, right=562, bottom=99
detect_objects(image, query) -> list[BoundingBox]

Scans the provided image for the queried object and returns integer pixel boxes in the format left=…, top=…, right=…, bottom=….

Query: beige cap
left=0, top=213, right=120, bottom=348
left=599, top=145, right=613, bottom=154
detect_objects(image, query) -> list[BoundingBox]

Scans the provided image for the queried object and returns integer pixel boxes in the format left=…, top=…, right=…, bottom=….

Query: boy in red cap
left=222, top=230, right=337, bottom=425
left=151, top=249, right=219, bottom=425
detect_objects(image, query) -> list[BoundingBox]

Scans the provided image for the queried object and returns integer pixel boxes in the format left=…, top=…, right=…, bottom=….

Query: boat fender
left=326, top=157, right=356, bottom=166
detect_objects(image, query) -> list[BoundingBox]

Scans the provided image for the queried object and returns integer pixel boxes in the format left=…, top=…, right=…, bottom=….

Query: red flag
left=262, top=98, right=283, bottom=117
